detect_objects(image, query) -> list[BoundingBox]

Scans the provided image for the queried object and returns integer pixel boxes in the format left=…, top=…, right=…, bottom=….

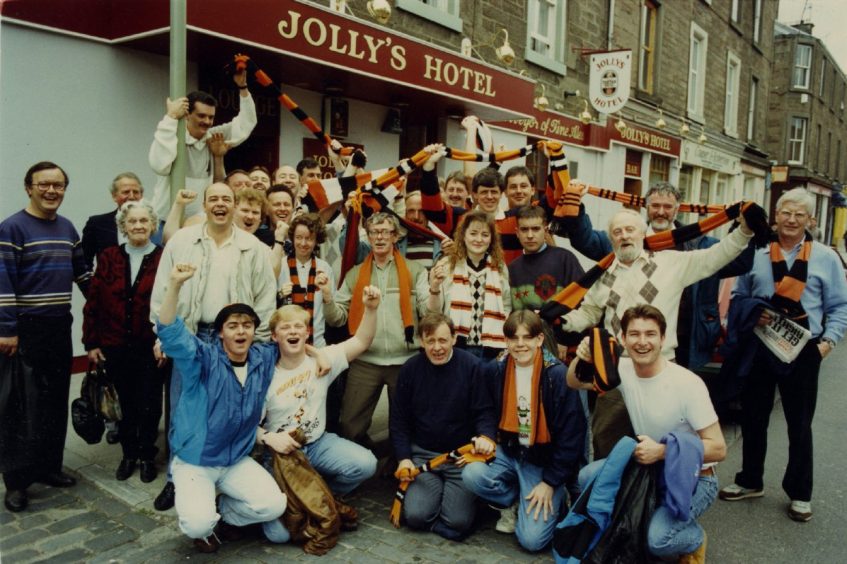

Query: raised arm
left=159, top=263, right=196, bottom=326
left=341, top=286, right=382, bottom=362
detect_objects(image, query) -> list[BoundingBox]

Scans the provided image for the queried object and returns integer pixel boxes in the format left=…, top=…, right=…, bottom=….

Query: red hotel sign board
left=608, top=122, right=680, bottom=157
left=188, top=0, right=536, bottom=117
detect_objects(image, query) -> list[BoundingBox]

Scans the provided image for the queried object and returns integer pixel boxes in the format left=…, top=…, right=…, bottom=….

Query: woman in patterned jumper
left=277, top=213, right=334, bottom=347
left=428, top=210, right=511, bottom=360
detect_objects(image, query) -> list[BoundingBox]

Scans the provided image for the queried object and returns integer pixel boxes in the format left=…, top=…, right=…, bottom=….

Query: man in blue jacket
left=462, top=310, right=587, bottom=552
left=157, top=263, right=285, bottom=553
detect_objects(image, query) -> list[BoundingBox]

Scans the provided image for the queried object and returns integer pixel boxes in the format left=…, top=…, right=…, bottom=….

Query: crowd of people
left=2, top=69, right=847, bottom=563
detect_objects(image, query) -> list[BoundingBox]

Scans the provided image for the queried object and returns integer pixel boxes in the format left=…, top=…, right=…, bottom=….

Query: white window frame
left=819, top=58, right=827, bottom=98
left=525, top=0, right=567, bottom=75
left=638, top=0, right=658, bottom=93
left=730, top=0, right=741, bottom=23
left=793, top=44, right=812, bottom=89
left=787, top=117, right=808, bottom=165
left=753, top=0, right=763, bottom=43
left=724, top=52, right=741, bottom=137
left=747, top=76, right=758, bottom=141
left=396, top=0, right=462, bottom=32
left=687, top=23, right=708, bottom=122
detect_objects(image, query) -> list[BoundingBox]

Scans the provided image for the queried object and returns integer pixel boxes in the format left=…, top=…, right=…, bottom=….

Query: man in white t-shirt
left=256, top=286, right=382, bottom=543
left=567, top=304, right=726, bottom=563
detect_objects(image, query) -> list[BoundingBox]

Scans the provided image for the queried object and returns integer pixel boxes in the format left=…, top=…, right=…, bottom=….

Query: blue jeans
left=578, top=459, right=718, bottom=557
left=462, top=447, right=565, bottom=552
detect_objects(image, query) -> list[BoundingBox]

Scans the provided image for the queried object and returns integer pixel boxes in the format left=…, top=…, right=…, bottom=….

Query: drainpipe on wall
left=169, top=0, right=187, bottom=205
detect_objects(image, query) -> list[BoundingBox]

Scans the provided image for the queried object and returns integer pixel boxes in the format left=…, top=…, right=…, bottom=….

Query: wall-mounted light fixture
left=679, top=119, right=690, bottom=136
left=655, top=109, right=666, bottom=130
left=579, top=100, right=593, bottom=124
left=698, top=125, right=707, bottom=144
left=367, top=0, right=391, bottom=24
left=461, top=28, right=515, bottom=65
left=615, top=113, right=627, bottom=134
left=534, top=84, right=550, bottom=112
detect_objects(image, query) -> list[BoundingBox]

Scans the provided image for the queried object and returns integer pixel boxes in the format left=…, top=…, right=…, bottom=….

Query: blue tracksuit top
left=158, top=317, right=278, bottom=467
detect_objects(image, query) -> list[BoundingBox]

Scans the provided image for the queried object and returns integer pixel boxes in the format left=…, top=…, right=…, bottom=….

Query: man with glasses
left=324, top=213, right=429, bottom=451
left=0, top=162, right=92, bottom=512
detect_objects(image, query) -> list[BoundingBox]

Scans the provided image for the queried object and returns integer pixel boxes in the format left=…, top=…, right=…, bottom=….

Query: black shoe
left=4, top=489, right=28, bottom=512
left=38, top=471, right=77, bottom=488
left=116, top=459, right=137, bottom=481
left=154, top=482, right=175, bottom=511
left=139, top=460, right=157, bottom=483
left=106, top=429, right=120, bottom=444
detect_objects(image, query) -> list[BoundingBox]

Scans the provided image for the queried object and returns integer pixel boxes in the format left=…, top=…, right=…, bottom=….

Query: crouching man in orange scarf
left=461, top=310, right=587, bottom=551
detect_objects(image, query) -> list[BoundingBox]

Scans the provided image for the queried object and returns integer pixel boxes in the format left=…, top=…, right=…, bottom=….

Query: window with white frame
left=753, top=0, right=763, bottom=43
left=731, top=0, right=740, bottom=23
left=687, top=23, right=708, bottom=121
left=525, top=0, right=567, bottom=74
left=793, top=44, right=812, bottom=89
left=396, top=0, right=461, bottom=32
left=819, top=58, right=827, bottom=98
left=747, top=76, right=758, bottom=141
left=724, top=52, right=741, bottom=136
left=638, top=0, right=658, bottom=93
left=788, top=117, right=808, bottom=164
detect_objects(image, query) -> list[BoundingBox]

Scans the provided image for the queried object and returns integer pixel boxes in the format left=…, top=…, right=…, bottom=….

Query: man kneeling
left=390, top=313, right=496, bottom=540
left=567, top=304, right=726, bottom=563
left=462, top=310, right=587, bottom=551
left=157, top=264, right=286, bottom=553
left=257, top=287, right=381, bottom=543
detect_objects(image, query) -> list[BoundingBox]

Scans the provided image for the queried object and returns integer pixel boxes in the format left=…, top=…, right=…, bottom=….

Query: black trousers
left=3, top=315, right=72, bottom=491
left=103, top=345, right=165, bottom=461
left=735, top=340, right=822, bottom=502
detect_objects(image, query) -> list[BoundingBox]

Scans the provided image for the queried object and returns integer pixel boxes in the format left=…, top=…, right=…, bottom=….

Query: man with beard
left=558, top=208, right=753, bottom=458
left=149, top=182, right=277, bottom=511
left=558, top=182, right=754, bottom=370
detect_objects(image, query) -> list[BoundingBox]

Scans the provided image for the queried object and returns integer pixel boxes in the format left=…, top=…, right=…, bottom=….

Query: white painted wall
left=0, top=23, right=190, bottom=355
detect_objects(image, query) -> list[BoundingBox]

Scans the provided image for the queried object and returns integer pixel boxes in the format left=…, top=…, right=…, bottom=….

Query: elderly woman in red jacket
left=83, top=200, right=165, bottom=483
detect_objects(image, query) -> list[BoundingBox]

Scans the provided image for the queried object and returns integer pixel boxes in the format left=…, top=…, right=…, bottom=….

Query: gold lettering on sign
left=423, top=54, right=496, bottom=97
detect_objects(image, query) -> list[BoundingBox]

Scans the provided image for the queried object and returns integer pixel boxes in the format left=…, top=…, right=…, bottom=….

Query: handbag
left=90, top=363, right=122, bottom=422
left=72, top=367, right=105, bottom=444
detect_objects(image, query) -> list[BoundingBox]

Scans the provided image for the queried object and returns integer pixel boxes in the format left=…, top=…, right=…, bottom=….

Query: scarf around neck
left=348, top=248, right=414, bottom=343
left=288, top=255, right=317, bottom=342
left=769, top=232, right=813, bottom=327
left=498, top=351, right=551, bottom=446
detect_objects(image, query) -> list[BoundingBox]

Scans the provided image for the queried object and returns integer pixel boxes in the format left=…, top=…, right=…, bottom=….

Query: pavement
left=3, top=247, right=847, bottom=563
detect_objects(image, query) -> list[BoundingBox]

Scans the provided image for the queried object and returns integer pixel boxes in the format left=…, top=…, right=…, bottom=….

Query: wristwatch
left=821, top=337, right=837, bottom=349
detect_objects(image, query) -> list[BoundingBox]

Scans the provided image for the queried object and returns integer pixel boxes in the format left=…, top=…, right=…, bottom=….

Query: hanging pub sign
left=588, top=50, right=632, bottom=115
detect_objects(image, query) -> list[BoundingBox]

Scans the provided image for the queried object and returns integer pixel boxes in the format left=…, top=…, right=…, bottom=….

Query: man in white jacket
left=148, top=69, right=257, bottom=224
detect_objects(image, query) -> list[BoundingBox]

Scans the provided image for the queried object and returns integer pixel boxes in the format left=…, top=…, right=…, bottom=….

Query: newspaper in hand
left=753, top=308, right=812, bottom=363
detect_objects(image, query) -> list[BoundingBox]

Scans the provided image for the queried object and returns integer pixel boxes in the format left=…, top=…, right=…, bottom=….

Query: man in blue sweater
left=1, top=161, right=92, bottom=513
left=390, top=313, right=496, bottom=540
left=156, top=263, right=285, bottom=553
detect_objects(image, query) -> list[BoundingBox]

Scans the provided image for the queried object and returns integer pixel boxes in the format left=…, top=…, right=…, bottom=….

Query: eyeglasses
left=778, top=210, right=808, bottom=221
left=31, top=182, right=67, bottom=192
left=367, top=228, right=396, bottom=238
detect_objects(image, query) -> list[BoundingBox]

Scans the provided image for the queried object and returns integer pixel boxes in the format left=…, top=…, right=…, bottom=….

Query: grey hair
left=364, top=211, right=401, bottom=232
left=116, top=199, right=158, bottom=237
left=110, top=172, right=143, bottom=195
left=644, top=182, right=681, bottom=204
left=607, top=208, right=648, bottom=236
left=776, top=187, right=815, bottom=216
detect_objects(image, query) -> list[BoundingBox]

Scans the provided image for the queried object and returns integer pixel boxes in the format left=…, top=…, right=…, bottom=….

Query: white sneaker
left=788, top=500, right=812, bottom=522
left=494, top=503, right=517, bottom=534
left=718, top=483, right=764, bottom=501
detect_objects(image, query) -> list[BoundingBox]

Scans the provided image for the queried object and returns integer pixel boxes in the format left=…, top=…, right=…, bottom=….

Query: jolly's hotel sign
left=192, top=0, right=535, bottom=115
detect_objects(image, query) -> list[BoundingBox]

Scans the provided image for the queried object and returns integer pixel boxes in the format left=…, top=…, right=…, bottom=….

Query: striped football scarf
left=287, top=256, right=317, bottom=343
left=769, top=232, right=813, bottom=328
left=573, top=328, right=623, bottom=395
left=498, top=351, right=551, bottom=446
left=389, top=443, right=494, bottom=528
left=348, top=248, right=414, bottom=343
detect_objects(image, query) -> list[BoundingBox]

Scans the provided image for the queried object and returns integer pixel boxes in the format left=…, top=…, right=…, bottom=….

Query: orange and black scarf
left=288, top=256, right=317, bottom=342
left=540, top=201, right=769, bottom=322
left=348, top=248, right=414, bottom=343
left=389, top=443, right=494, bottom=527
left=769, top=232, right=813, bottom=328
left=573, top=328, right=623, bottom=395
left=498, top=351, right=551, bottom=446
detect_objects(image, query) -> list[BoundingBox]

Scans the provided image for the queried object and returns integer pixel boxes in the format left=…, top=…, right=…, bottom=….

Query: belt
left=700, top=466, right=716, bottom=477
